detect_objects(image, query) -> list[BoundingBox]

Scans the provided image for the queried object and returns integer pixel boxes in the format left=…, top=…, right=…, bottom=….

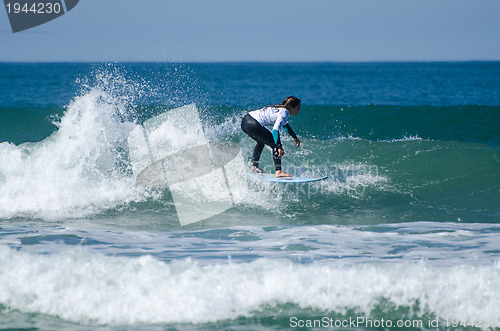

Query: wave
left=0, top=66, right=498, bottom=225
left=1, top=94, right=498, bottom=224
left=0, top=88, right=150, bottom=220
left=0, top=245, right=499, bottom=326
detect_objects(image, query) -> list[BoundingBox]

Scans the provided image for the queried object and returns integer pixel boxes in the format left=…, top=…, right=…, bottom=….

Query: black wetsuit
left=241, top=113, right=297, bottom=171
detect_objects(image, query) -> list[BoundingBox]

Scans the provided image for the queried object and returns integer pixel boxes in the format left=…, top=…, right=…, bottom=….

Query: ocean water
left=0, top=62, right=499, bottom=330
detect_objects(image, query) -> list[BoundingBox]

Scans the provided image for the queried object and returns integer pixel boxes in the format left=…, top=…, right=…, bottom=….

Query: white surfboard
left=261, top=175, right=328, bottom=183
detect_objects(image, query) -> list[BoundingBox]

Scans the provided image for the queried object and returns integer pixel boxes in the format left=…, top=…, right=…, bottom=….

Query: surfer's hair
left=281, top=96, right=301, bottom=109
left=268, top=96, right=301, bottom=110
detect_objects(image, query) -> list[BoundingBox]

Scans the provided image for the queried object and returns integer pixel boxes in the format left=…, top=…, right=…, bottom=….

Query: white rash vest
left=248, top=106, right=289, bottom=132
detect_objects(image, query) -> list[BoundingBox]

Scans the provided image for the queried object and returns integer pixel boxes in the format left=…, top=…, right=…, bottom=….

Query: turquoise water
left=0, top=62, right=499, bottom=330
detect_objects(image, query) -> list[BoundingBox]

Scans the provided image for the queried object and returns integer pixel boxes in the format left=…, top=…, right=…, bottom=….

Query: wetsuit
left=241, top=106, right=298, bottom=171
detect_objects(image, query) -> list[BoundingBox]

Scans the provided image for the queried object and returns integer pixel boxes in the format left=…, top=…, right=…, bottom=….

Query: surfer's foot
left=275, top=170, right=292, bottom=178
left=251, top=166, right=265, bottom=173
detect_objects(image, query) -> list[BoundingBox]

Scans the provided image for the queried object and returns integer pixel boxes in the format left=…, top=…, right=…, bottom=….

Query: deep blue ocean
left=0, top=62, right=499, bottom=330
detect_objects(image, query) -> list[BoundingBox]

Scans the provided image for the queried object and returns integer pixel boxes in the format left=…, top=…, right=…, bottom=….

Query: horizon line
left=1, top=59, right=500, bottom=64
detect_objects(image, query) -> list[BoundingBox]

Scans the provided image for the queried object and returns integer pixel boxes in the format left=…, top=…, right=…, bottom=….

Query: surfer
left=241, top=96, right=301, bottom=177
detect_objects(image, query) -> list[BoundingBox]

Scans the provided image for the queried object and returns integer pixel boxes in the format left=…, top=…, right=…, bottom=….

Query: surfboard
left=261, top=175, right=328, bottom=183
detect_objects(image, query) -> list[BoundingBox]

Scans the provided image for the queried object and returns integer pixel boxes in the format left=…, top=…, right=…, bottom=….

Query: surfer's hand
left=278, top=148, right=285, bottom=157
left=294, top=138, right=301, bottom=148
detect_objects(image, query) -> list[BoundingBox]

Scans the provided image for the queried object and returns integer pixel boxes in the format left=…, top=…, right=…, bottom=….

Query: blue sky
left=1, top=0, right=499, bottom=62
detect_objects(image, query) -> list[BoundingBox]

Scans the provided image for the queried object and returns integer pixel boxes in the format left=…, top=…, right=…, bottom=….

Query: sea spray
left=0, top=64, right=205, bottom=221
left=0, top=88, right=146, bottom=220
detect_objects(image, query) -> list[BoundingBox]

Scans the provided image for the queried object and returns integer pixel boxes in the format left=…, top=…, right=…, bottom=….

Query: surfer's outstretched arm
left=284, top=124, right=300, bottom=148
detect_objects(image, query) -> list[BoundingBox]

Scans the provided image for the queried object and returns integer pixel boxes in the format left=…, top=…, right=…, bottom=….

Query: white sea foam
left=0, top=89, right=147, bottom=220
left=0, top=245, right=499, bottom=325
left=379, top=135, right=427, bottom=143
